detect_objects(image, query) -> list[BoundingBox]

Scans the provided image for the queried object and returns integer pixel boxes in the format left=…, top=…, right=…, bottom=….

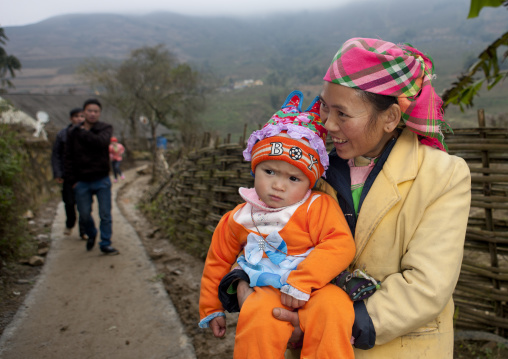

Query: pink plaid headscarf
left=324, top=38, right=452, bottom=152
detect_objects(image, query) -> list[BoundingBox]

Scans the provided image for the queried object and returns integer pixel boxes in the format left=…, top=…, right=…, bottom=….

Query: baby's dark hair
left=83, top=98, right=102, bottom=110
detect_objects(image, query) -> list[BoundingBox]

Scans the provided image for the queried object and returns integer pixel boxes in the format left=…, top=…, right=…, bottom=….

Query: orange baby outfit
left=199, top=191, right=356, bottom=358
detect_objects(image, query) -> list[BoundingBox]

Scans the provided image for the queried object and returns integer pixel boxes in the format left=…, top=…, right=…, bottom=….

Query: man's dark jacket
left=51, top=124, right=72, bottom=179
left=64, top=121, right=113, bottom=185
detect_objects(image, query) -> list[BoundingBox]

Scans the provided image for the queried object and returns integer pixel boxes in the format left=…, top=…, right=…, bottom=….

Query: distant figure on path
left=109, top=137, right=125, bottom=183
left=64, top=98, right=119, bottom=255
left=51, top=108, right=87, bottom=239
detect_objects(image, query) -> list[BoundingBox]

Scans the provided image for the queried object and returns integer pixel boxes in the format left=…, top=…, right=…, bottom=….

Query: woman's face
left=319, top=82, right=394, bottom=160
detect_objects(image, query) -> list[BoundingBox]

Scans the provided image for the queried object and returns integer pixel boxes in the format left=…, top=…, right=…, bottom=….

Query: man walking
left=51, top=108, right=87, bottom=239
left=64, top=99, right=118, bottom=255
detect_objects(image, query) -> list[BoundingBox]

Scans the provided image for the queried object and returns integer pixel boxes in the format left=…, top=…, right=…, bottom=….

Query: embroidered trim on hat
left=243, top=90, right=329, bottom=168
left=251, top=136, right=324, bottom=187
left=244, top=124, right=329, bottom=169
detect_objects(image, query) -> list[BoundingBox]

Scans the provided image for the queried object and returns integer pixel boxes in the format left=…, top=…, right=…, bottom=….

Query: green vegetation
left=442, top=1, right=508, bottom=112
left=444, top=81, right=508, bottom=128
left=0, top=27, right=22, bottom=93
left=200, top=85, right=322, bottom=142
left=0, top=125, right=30, bottom=266
left=455, top=340, right=508, bottom=359
left=201, top=86, right=286, bottom=141
left=79, top=45, right=206, bottom=152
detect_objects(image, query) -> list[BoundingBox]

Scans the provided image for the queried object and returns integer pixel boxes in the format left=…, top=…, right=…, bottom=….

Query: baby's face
left=254, top=160, right=310, bottom=208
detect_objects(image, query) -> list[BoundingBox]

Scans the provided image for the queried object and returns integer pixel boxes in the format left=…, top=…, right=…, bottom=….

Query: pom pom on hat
left=244, top=90, right=329, bottom=188
left=111, top=137, right=118, bottom=142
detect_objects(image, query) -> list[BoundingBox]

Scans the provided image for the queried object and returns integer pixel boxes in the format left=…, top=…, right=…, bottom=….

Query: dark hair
left=69, top=108, right=83, bottom=117
left=83, top=98, right=102, bottom=110
left=356, top=89, right=399, bottom=130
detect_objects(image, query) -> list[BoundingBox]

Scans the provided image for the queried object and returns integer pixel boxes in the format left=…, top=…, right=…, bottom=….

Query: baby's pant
left=234, top=283, right=354, bottom=359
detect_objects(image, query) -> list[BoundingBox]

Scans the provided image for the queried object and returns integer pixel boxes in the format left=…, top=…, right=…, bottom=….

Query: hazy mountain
left=3, top=0, right=507, bottom=94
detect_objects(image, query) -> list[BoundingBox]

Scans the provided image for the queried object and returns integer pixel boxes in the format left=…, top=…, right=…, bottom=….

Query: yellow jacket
left=351, top=128, right=471, bottom=357
left=303, top=129, right=471, bottom=358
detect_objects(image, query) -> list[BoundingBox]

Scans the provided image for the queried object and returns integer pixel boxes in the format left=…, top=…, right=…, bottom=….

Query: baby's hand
left=210, top=316, right=226, bottom=338
left=281, top=292, right=306, bottom=309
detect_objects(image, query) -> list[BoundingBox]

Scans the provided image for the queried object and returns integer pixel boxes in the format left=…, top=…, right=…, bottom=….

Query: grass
left=198, top=80, right=508, bottom=140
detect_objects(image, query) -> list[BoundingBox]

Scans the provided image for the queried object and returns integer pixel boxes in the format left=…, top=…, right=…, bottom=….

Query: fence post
left=478, top=109, right=503, bottom=334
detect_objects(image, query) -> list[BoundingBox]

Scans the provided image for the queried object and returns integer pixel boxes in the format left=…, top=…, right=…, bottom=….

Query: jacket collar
left=352, top=128, right=419, bottom=266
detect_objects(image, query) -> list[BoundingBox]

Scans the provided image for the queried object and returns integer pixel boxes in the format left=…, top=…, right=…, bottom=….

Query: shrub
left=0, top=124, right=30, bottom=265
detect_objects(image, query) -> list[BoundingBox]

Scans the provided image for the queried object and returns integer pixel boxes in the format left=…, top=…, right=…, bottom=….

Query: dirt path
left=116, top=168, right=237, bottom=359
left=0, top=167, right=196, bottom=359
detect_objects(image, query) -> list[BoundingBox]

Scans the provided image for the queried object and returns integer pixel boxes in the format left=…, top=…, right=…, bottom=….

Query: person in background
left=51, top=108, right=87, bottom=239
left=64, top=98, right=119, bottom=256
left=199, top=91, right=358, bottom=359
left=224, top=37, right=472, bottom=358
left=109, top=137, right=125, bottom=183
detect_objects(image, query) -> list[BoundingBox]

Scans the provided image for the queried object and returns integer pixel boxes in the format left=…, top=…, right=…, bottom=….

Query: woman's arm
left=236, top=280, right=254, bottom=308
left=273, top=300, right=375, bottom=349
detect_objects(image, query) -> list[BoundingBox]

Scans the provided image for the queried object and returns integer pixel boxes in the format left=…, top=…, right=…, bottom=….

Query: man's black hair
left=83, top=98, right=102, bottom=110
left=69, top=108, right=83, bottom=117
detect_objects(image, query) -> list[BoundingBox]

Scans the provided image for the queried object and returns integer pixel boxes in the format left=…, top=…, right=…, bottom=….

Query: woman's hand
left=236, top=280, right=254, bottom=309
left=209, top=316, right=226, bottom=338
left=273, top=307, right=304, bottom=348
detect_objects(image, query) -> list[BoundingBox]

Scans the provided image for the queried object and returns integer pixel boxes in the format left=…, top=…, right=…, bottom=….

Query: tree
left=121, top=46, right=204, bottom=149
left=79, top=58, right=143, bottom=144
left=0, top=27, right=22, bottom=94
left=441, top=1, right=508, bottom=110
left=79, top=45, right=205, bottom=157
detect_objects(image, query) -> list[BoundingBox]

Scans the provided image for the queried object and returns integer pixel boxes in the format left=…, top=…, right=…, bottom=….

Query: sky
left=1, top=0, right=359, bottom=27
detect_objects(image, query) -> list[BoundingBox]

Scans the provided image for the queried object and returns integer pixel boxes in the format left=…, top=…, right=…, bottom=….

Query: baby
left=199, top=90, right=356, bottom=358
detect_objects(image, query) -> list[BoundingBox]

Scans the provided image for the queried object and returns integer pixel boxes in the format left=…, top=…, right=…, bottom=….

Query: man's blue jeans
left=74, top=176, right=112, bottom=248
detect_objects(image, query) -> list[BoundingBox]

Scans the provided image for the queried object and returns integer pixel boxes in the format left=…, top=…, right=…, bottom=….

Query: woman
left=227, top=38, right=471, bottom=358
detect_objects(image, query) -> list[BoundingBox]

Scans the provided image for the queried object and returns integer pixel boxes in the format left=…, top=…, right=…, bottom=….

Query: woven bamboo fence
left=446, top=110, right=508, bottom=336
left=148, top=129, right=254, bottom=257
left=149, top=113, right=508, bottom=336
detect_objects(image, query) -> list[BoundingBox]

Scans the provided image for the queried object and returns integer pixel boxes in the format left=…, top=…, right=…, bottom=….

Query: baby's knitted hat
left=243, top=90, right=328, bottom=188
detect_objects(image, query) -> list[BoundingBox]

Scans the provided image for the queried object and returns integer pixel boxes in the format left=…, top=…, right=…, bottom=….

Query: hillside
left=2, top=0, right=507, bottom=136
left=4, top=0, right=506, bottom=90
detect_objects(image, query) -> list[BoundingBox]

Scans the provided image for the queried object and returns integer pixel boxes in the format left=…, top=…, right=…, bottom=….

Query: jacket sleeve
left=366, top=156, right=471, bottom=345
left=286, top=194, right=356, bottom=294
left=82, top=123, right=113, bottom=148
left=199, top=208, right=245, bottom=322
left=51, top=130, right=64, bottom=179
